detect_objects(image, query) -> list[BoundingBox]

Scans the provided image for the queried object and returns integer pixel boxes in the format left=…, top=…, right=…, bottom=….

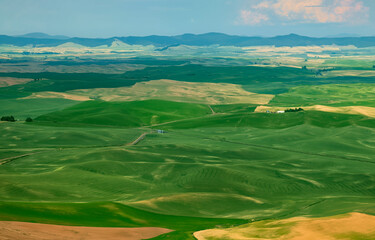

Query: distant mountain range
left=1, top=32, right=375, bottom=48
left=15, top=32, right=70, bottom=40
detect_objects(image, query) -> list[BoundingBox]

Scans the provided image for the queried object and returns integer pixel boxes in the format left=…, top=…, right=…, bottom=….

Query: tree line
left=285, top=108, right=304, bottom=112
left=1, top=116, right=33, bottom=122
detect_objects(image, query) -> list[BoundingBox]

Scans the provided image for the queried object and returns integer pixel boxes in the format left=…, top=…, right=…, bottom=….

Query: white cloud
left=252, top=2, right=271, bottom=9
left=240, top=10, right=269, bottom=25
left=239, top=0, right=369, bottom=25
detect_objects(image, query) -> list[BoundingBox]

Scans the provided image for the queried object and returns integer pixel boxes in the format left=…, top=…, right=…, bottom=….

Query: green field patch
left=158, top=111, right=375, bottom=130
left=34, top=99, right=211, bottom=127
left=0, top=72, right=144, bottom=94
left=25, top=80, right=274, bottom=105
left=0, top=122, right=143, bottom=149
left=1, top=125, right=374, bottom=219
left=130, top=192, right=268, bottom=219
left=269, top=83, right=375, bottom=107
left=2, top=46, right=375, bottom=237
left=120, top=64, right=322, bottom=94
left=0, top=201, right=246, bottom=232
left=1, top=65, right=375, bottom=98
left=210, top=104, right=257, bottom=114
left=118, top=64, right=375, bottom=94
left=140, top=125, right=375, bottom=163
left=0, top=98, right=79, bottom=119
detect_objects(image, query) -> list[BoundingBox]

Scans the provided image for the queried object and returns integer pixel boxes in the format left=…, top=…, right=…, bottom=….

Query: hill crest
left=1, top=33, right=375, bottom=48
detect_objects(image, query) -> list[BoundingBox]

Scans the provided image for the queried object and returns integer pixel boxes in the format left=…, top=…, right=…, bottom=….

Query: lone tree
left=1, top=116, right=16, bottom=122
left=25, top=117, right=33, bottom=122
left=285, top=108, right=304, bottom=113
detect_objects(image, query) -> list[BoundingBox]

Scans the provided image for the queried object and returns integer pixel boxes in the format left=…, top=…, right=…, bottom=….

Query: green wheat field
left=0, top=43, right=375, bottom=239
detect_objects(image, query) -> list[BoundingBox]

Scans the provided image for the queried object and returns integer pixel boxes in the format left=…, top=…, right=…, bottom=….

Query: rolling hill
left=35, top=99, right=212, bottom=127
left=1, top=33, right=375, bottom=47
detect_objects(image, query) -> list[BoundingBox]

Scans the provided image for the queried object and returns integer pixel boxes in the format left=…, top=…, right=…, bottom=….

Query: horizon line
left=4, top=32, right=371, bottom=39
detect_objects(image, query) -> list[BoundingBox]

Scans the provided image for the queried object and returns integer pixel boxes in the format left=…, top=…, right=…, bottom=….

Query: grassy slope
left=269, top=83, right=375, bottom=107
left=0, top=98, right=79, bottom=119
left=0, top=201, right=246, bottom=230
left=1, top=62, right=375, bottom=239
left=1, top=65, right=375, bottom=96
left=131, top=126, right=375, bottom=219
left=210, top=104, right=257, bottom=114
left=0, top=122, right=143, bottom=149
left=35, top=99, right=212, bottom=127
left=54, top=80, right=273, bottom=105
left=1, top=111, right=375, bottom=239
left=1, top=123, right=374, bottom=219
left=0, top=201, right=246, bottom=239
left=158, top=111, right=375, bottom=130
left=0, top=72, right=142, bottom=94
left=118, top=65, right=375, bottom=94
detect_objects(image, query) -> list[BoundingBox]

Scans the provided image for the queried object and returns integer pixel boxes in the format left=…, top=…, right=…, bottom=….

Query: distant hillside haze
left=1, top=32, right=375, bottom=48
left=15, top=32, right=70, bottom=40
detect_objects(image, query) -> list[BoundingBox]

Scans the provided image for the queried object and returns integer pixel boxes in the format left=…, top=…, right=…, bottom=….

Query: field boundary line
left=126, top=132, right=149, bottom=146
left=208, top=105, right=216, bottom=115
left=0, top=152, right=43, bottom=166
left=147, top=113, right=228, bottom=128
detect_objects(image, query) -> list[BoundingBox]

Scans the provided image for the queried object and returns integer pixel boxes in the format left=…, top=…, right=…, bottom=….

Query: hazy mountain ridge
left=16, top=32, right=70, bottom=40
left=1, top=32, right=375, bottom=48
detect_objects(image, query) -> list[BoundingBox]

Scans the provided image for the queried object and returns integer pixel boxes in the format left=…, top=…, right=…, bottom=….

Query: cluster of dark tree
left=1, top=116, right=33, bottom=122
left=1, top=116, right=15, bottom=122
left=302, top=66, right=336, bottom=76
left=315, top=68, right=334, bottom=76
left=285, top=108, right=304, bottom=112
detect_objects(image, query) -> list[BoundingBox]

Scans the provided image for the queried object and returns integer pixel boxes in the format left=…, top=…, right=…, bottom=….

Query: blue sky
left=0, top=0, right=374, bottom=37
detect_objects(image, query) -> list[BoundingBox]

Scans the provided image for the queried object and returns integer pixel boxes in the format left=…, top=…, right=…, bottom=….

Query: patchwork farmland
left=0, top=38, right=375, bottom=239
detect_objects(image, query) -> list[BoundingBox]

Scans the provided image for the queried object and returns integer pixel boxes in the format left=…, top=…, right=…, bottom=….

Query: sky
left=0, top=0, right=374, bottom=38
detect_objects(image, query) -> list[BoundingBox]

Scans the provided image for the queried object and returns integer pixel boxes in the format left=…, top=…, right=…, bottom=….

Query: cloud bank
left=240, top=0, right=369, bottom=25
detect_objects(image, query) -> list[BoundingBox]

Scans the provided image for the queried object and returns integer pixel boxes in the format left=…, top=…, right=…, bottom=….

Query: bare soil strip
left=22, top=91, right=91, bottom=101
left=194, top=212, right=375, bottom=240
left=0, top=221, right=172, bottom=240
left=208, top=105, right=216, bottom=115
left=255, top=105, right=375, bottom=118
left=22, top=79, right=274, bottom=105
left=0, top=152, right=41, bottom=165
left=0, top=77, right=33, bottom=87
left=126, top=133, right=149, bottom=146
